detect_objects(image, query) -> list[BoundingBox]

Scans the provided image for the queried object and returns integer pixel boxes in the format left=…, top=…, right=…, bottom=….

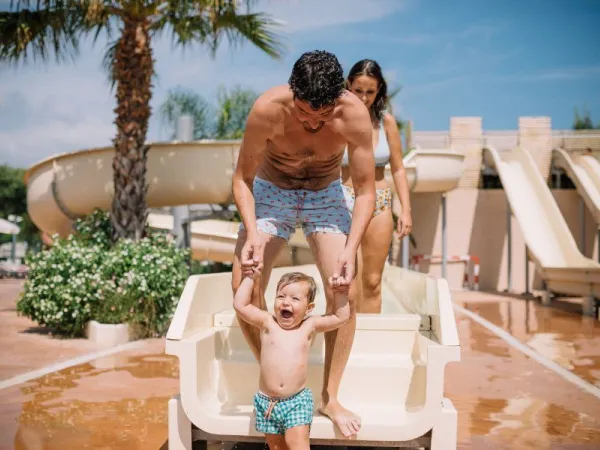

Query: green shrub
left=18, top=209, right=189, bottom=338
left=72, top=208, right=112, bottom=249
left=17, top=235, right=105, bottom=335
left=97, top=234, right=189, bottom=337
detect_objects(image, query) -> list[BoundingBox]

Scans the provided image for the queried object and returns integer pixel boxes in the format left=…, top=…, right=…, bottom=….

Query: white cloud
left=0, top=117, right=114, bottom=168
left=257, top=0, right=410, bottom=33
left=524, top=65, right=600, bottom=81
left=0, top=41, right=116, bottom=167
left=490, top=65, right=600, bottom=84
left=2, top=0, right=414, bottom=168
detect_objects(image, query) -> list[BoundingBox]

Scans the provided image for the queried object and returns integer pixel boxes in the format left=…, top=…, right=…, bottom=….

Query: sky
left=1, top=0, right=599, bottom=168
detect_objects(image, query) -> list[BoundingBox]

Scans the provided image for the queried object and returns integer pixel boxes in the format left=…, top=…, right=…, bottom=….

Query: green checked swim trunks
left=253, top=388, right=313, bottom=434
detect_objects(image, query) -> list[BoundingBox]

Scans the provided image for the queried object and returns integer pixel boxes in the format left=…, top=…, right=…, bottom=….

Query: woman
left=341, top=59, right=412, bottom=313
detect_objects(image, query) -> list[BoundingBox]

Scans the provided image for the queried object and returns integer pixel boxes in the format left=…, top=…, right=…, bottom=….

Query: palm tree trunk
left=111, top=15, right=153, bottom=241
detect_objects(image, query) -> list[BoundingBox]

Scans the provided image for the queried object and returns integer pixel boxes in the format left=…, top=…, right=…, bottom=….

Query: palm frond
left=385, top=84, right=404, bottom=130
left=151, top=0, right=285, bottom=60
left=101, top=37, right=118, bottom=87
left=0, top=0, right=112, bottom=66
left=388, top=85, right=402, bottom=100
left=159, top=87, right=214, bottom=140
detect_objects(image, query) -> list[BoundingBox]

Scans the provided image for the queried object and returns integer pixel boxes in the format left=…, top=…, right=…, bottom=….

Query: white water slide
left=552, top=147, right=600, bottom=225
left=25, top=142, right=465, bottom=267
left=484, top=146, right=600, bottom=316
left=25, top=141, right=466, bottom=448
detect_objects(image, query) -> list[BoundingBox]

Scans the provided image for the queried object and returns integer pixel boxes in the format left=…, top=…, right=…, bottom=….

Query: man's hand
left=241, top=236, right=264, bottom=277
left=397, top=211, right=412, bottom=238
left=329, top=248, right=355, bottom=293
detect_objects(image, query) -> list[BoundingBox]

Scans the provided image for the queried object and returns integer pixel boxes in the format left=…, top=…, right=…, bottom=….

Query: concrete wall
left=412, top=116, right=600, bottom=189
left=449, top=117, right=483, bottom=188
left=395, top=188, right=599, bottom=293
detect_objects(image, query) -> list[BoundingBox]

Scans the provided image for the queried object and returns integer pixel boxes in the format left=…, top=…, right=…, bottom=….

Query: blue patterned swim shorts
left=253, top=388, right=313, bottom=434
left=240, top=177, right=352, bottom=241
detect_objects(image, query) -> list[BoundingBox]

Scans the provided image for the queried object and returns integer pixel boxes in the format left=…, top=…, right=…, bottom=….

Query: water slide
left=167, top=263, right=460, bottom=448
left=484, top=147, right=600, bottom=316
left=25, top=142, right=465, bottom=266
left=552, top=148, right=600, bottom=225
left=25, top=142, right=465, bottom=448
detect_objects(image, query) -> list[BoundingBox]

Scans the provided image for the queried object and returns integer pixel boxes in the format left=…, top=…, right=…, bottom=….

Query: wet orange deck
left=1, top=281, right=599, bottom=449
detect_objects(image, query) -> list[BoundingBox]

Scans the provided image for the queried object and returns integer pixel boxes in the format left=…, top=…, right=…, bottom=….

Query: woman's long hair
left=346, top=59, right=388, bottom=123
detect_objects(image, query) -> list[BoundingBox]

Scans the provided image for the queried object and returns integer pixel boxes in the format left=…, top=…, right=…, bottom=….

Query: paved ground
left=1, top=280, right=599, bottom=449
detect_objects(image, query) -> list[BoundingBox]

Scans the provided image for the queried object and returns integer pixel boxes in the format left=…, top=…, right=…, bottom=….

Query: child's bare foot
left=319, top=399, right=361, bottom=437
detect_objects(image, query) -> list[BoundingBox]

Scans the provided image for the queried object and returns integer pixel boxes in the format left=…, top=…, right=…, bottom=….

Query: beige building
left=399, top=116, right=600, bottom=294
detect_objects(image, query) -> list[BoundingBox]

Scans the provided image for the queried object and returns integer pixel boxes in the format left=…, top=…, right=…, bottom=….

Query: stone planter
left=85, top=320, right=131, bottom=347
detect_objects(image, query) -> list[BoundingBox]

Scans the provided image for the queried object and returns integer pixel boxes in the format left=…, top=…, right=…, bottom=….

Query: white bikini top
left=341, top=119, right=390, bottom=167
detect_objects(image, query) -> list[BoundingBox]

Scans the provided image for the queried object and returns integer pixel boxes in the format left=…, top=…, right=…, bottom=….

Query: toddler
left=233, top=269, right=350, bottom=450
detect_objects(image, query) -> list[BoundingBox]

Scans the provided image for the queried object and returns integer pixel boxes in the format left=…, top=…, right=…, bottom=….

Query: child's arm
left=311, top=290, right=351, bottom=333
left=233, top=272, right=271, bottom=328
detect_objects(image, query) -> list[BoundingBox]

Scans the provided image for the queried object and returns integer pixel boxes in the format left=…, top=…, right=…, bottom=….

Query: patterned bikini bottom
left=342, top=185, right=392, bottom=217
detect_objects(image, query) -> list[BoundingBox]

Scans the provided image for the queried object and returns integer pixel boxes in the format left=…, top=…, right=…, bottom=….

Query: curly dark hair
left=288, top=50, right=345, bottom=110
left=346, top=59, right=388, bottom=122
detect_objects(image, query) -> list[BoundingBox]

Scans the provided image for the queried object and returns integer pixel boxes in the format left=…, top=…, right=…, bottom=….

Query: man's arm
left=344, top=106, right=377, bottom=254
left=233, top=275, right=271, bottom=328
left=232, top=98, right=274, bottom=236
left=311, top=291, right=350, bottom=333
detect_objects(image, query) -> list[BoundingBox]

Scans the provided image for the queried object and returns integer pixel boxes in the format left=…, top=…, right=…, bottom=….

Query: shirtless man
left=232, top=50, right=376, bottom=437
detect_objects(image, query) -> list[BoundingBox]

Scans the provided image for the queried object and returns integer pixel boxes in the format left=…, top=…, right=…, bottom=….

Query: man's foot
left=319, top=399, right=361, bottom=437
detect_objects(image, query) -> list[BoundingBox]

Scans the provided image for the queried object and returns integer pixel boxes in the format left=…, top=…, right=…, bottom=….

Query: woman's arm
left=384, top=113, right=412, bottom=237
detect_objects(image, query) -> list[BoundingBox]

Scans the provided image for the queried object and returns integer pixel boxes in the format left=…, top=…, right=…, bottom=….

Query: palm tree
left=386, top=85, right=404, bottom=131
left=214, top=84, right=257, bottom=139
left=573, top=107, right=598, bottom=130
left=158, top=84, right=257, bottom=140
left=159, top=87, right=213, bottom=140
left=1, top=0, right=284, bottom=241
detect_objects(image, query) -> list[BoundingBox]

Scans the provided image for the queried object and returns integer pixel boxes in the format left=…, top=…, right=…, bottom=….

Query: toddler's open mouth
left=281, top=309, right=293, bottom=319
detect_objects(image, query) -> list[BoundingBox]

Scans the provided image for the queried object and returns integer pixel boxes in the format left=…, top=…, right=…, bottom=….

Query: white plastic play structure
left=25, top=139, right=466, bottom=449
left=166, top=263, right=460, bottom=449
left=484, top=146, right=600, bottom=316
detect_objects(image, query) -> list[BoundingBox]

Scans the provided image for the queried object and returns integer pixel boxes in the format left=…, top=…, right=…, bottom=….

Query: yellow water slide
left=484, top=147, right=600, bottom=316
left=25, top=142, right=465, bottom=266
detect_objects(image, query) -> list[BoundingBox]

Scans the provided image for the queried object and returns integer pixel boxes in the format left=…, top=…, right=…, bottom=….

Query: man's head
left=288, top=50, right=345, bottom=133
left=273, top=272, right=317, bottom=329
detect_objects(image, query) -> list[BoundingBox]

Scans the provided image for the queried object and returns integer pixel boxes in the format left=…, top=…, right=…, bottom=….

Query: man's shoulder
left=338, top=91, right=370, bottom=122
left=336, top=91, right=371, bottom=138
left=252, top=85, right=292, bottom=119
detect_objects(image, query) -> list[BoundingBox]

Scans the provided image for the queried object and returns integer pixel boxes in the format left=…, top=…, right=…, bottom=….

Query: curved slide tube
left=484, top=147, right=600, bottom=316
left=166, top=263, right=460, bottom=448
left=391, top=148, right=466, bottom=194
left=24, top=142, right=464, bottom=447
left=25, top=142, right=465, bottom=265
left=552, top=148, right=600, bottom=225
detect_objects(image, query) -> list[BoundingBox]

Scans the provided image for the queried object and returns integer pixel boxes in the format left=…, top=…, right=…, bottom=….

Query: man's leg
left=306, top=232, right=361, bottom=437
left=232, top=229, right=287, bottom=361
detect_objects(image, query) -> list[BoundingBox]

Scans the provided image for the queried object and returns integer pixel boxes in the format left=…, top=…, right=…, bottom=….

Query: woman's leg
left=358, top=208, right=394, bottom=313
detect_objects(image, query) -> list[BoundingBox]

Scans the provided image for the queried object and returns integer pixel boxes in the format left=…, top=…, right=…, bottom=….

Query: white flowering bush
left=96, top=233, right=189, bottom=337
left=17, top=209, right=189, bottom=338
left=17, top=235, right=105, bottom=335
left=72, top=208, right=112, bottom=250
